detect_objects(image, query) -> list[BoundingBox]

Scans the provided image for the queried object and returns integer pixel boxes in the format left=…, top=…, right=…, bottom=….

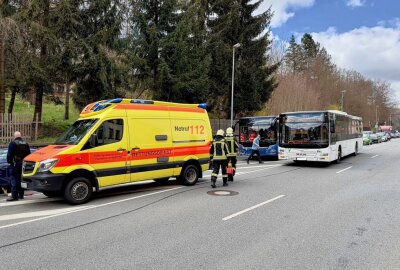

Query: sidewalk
left=0, top=190, right=48, bottom=205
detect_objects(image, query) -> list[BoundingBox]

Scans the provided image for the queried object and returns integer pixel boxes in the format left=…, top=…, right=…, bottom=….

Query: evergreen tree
left=15, top=0, right=58, bottom=121
left=155, top=0, right=210, bottom=103
left=0, top=0, right=22, bottom=114
left=284, top=35, right=304, bottom=73
left=71, top=0, right=127, bottom=110
left=129, top=0, right=178, bottom=97
left=208, top=0, right=278, bottom=117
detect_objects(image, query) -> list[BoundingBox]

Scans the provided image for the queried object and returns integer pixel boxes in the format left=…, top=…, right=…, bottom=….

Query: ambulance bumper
left=22, top=172, right=66, bottom=192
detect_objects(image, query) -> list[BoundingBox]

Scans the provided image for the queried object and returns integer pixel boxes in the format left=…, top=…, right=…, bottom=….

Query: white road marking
left=371, top=155, right=379, bottom=159
left=222, top=195, right=285, bottom=221
left=0, top=206, right=90, bottom=221
left=0, top=186, right=183, bottom=230
left=336, top=166, right=353, bottom=174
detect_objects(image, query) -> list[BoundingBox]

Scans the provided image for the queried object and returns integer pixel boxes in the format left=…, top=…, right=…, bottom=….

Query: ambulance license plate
left=296, top=157, right=306, bottom=161
left=21, top=182, right=28, bottom=189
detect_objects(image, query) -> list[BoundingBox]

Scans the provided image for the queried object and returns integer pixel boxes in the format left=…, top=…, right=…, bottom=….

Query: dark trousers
left=247, top=149, right=262, bottom=162
left=10, top=164, right=24, bottom=199
left=211, top=159, right=228, bottom=183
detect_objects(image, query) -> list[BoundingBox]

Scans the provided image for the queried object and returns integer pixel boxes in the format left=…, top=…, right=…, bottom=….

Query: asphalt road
left=1, top=141, right=400, bottom=269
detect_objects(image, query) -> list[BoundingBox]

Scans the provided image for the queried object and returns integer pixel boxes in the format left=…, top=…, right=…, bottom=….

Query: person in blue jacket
left=6, top=131, right=31, bottom=201
left=246, top=133, right=263, bottom=164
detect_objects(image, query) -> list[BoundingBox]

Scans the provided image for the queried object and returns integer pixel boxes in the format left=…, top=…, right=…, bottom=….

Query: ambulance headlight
left=38, top=158, right=58, bottom=172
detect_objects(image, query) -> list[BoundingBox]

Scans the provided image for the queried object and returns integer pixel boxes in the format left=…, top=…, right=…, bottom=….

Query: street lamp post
left=375, top=105, right=379, bottom=130
left=231, top=43, right=241, bottom=128
left=340, top=90, right=346, bottom=111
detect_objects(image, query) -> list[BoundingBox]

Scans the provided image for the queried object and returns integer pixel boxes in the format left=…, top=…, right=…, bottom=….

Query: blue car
left=0, top=148, right=36, bottom=194
left=0, top=148, right=11, bottom=193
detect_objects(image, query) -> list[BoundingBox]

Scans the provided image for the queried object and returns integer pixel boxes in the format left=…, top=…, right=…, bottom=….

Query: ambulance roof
left=80, top=98, right=207, bottom=117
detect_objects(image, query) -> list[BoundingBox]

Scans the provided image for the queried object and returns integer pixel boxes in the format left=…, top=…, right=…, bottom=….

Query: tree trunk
left=8, top=88, right=16, bottom=114
left=33, top=0, right=49, bottom=122
left=64, top=80, right=70, bottom=120
left=0, top=33, right=5, bottom=114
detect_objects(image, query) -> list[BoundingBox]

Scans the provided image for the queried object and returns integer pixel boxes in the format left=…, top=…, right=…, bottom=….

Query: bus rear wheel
left=353, top=143, right=358, bottom=156
left=179, top=164, right=199, bottom=186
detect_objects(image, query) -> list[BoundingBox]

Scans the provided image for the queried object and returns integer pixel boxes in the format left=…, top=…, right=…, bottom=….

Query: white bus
left=278, top=110, right=363, bottom=163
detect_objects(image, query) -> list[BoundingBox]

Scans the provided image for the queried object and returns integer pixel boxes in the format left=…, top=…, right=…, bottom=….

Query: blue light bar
left=130, top=99, right=154, bottom=104
left=108, top=98, right=123, bottom=103
left=198, top=103, right=208, bottom=109
left=93, top=104, right=110, bottom=111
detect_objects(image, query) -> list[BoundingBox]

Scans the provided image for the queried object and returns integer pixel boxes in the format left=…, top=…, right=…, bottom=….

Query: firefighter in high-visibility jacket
left=210, top=129, right=229, bottom=188
left=225, top=127, right=239, bottom=181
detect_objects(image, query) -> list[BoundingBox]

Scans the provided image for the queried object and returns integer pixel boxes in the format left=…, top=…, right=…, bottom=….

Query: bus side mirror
left=330, top=122, right=335, bottom=133
left=89, top=134, right=98, bottom=148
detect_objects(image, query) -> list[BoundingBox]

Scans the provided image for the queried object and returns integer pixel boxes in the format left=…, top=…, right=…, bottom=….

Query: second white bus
left=278, top=110, right=363, bottom=163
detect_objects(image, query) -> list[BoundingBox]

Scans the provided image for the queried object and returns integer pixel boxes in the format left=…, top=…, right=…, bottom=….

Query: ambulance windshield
left=56, top=119, right=98, bottom=145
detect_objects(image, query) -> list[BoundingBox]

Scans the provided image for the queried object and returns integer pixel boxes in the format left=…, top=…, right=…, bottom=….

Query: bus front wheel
left=334, top=147, right=342, bottom=164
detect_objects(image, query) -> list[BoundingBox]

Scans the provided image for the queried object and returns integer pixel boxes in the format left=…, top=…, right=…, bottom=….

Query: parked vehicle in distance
left=363, top=133, right=372, bottom=145
left=385, top=132, right=391, bottom=141
left=377, top=132, right=388, bottom=142
left=0, top=148, right=10, bottom=194
left=370, top=133, right=381, bottom=144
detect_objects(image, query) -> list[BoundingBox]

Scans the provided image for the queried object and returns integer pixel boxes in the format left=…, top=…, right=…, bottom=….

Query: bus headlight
left=37, top=158, right=59, bottom=172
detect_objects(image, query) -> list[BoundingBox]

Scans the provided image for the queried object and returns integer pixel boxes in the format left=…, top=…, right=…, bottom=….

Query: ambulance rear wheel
left=179, top=164, right=199, bottom=186
left=64, top=177, right=92, bottom=204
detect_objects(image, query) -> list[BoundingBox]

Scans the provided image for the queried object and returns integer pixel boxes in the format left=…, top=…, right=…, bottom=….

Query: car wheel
left=64, top=177, right=93, bottom=205
left=179, top=164, right=199, bottom=186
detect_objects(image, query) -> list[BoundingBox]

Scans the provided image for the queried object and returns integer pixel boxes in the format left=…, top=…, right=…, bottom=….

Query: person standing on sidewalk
left=6, top=131, right=31, bottom=201
left=246, top=133, right=263, bottom=164
left=210, top=129, right=229, bottom=188
left=225, top=127, right=239, bottom=181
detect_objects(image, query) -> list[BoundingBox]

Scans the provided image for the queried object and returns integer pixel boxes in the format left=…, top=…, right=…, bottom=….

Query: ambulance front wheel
left=64, top=177, right=93, bottom=204
left=179, top=164, right=199, bottom=186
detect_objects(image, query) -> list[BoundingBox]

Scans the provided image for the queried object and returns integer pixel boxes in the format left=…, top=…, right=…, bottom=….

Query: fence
left=0, top=113, right=40, bottom=144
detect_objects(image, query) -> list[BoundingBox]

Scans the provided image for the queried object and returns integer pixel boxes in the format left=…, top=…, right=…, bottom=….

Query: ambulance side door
left=82, top=118, right=130, bottom=187
left=128, top=117, right=174, bottom=182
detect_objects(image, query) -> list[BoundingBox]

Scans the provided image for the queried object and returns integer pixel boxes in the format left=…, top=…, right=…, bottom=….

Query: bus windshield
left=280, top=113, right=329, bottom=148
left=55, top=119, right=98, bottom=145
left=239, top=117, right=277, bottom=147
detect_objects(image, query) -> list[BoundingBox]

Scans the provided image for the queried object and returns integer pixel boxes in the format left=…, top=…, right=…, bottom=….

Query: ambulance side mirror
left=89, top=134, right=98, bottom=148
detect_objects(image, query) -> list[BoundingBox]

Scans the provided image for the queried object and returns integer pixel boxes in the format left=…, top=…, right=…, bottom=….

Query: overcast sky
left=257, top=0, right=400, bottom=104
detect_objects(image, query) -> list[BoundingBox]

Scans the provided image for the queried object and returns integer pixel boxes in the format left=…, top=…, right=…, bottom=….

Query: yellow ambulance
left=22, top=98, right=212, bottom=204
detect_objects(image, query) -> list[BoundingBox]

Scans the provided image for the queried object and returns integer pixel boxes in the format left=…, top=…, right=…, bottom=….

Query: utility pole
left=230, top=43, right=241, bottom=128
